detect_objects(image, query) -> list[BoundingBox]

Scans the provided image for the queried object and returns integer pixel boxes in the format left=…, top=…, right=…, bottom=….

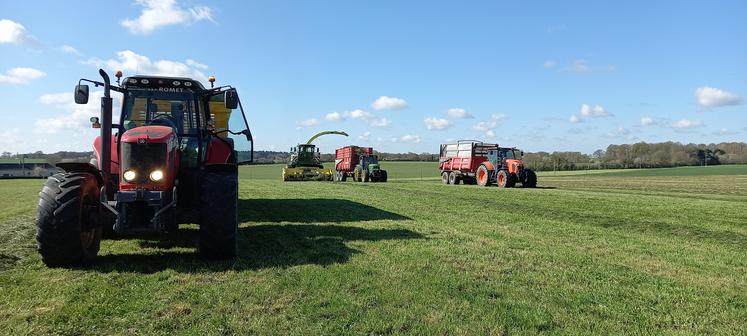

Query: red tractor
left=36, top=69, right=253, bottom=267
left=439, top=140, right=537, bottom=188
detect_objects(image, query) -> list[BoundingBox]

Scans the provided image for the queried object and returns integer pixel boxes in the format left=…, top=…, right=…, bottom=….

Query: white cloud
left=695, top=86, right=742, bottom=109
left=0, top=67, right=46, bottom=84
left=667, top=119, right=703, bottom=129
left=713, top=128, right=737, bottom=136
left=472, top=114, right=505, bottom=137
left=424, top=117, right=451, bottom=130
left=372, top=96, right=408, bottom=110
left=543, top=60, right=556, bottom=69
left=358, top=131, right=371, bottom=141
left=0, top=19, right=26, bottom=44
left=348, top=109, right=371, bottom=120
left=84, top=50, right=208, bottom=79
left=295, top=118, right=320, bottom=129
left=121, top=0, right=214, bottom=35
left=446, top=108, right=472, bottom=119
left=604, top=127, right=635, bottom=139
left=60, top=45, right=80, bottom=55
left=571, top=59, right=589, bottom=73
left=325, top=111, right=344, bottom=122
left=580, top=104, right=610, bottom=117
left=35, top=90, right=122, bottom=134
left=369, top=117, right=392, bottom=128
left=570, top=104, right=611, bottom=123
left=391, top=134, right=421, bottom=143
left=640, top=117, right=654, bottom=126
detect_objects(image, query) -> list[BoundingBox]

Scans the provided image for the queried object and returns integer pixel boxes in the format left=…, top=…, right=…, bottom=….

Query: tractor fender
left=481, top=161, right=496, bottom=171
left=55, top=162, right=104, bottom=185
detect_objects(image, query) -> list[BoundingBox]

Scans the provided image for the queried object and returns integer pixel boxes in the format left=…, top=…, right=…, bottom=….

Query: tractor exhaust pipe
left=99, top=69, right=113, bottom=200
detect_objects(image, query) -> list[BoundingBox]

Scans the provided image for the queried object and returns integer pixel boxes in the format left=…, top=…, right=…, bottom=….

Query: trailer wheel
left=496, top=170, right=509, bottom=188
left=523, top=170, right=537, bottom=188
left=476, top=165, right=492, bottom=187
left=442, top=172, right=450, bottom=184
left=448, top=172, right=459, bottom=185
left=199, top=166, right=238, bottom=259
left=341, top=172, right=347, bottom=182
left=36, top=172, right=102, bottom=267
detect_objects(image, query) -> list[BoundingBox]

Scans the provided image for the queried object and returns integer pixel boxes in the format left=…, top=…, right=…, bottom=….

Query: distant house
left=0, top=159, right=61, bottom=178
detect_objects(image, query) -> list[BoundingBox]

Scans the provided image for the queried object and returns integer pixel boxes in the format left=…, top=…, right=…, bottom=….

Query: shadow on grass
left=238, top=198, right=411, bottom=223
left=92, top=224, right=422, bottom=273
left=89, top=198, right=418, bottom=273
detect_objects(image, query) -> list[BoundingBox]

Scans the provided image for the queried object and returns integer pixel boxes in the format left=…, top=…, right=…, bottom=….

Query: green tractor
left=353, top=155, right=387, bottom=182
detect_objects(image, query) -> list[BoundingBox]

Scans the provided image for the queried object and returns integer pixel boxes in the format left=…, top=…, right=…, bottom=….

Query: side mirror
left=224, top=88, right=239, bottom=109
left=241, top=129, right=252, bottom=141
left=74, top=85, right=89, bottom=104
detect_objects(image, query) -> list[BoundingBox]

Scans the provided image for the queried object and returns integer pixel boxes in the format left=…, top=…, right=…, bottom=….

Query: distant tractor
left=334, top=146, right=388, bottom=182
left=282, top=131, right=348, bottom=181
left=35, top=69, right=254, bottom=267
left=439, top=140, right=537, bottom=188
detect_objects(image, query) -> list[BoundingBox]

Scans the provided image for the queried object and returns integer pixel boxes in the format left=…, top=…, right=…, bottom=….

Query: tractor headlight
left=149, top=170, right=164, bottom=182
left=123, top=170, right=137, bottom=182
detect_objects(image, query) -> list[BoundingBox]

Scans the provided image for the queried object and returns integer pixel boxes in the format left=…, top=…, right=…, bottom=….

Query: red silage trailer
left=439, top=141, right=498, bottom=185
left=335, top=146, right=373, bottom=172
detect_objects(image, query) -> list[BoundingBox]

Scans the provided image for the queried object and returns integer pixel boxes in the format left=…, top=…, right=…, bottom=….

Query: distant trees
left=523, top=142, right=747, bottom=171
left=4, top=141, right=747, bottom=170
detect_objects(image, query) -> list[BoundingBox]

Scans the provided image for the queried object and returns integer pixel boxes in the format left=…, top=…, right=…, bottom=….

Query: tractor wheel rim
left=478, top=170, right=485, bottom=183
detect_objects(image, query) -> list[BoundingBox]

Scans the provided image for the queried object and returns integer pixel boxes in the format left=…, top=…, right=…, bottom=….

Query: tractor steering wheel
left=150, top=114, right=179, bottom=129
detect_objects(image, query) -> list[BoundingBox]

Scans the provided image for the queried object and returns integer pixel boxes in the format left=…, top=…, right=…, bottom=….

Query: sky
left=1, top=0, right=745, bottom=154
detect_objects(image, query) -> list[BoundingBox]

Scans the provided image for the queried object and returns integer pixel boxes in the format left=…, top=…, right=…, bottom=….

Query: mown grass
left=0, top=166, right=745, bottom=335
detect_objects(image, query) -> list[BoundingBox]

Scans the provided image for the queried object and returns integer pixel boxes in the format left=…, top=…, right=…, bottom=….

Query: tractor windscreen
left=121, top=91, right=201, bottom=135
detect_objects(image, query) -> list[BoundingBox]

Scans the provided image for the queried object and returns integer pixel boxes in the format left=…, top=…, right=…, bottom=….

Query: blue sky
left=1, top=0, right=745, bottom=154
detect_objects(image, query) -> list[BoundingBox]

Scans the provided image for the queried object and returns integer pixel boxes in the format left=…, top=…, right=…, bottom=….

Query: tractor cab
left=359, top=155, right=379, bottom=170
left=289, top=144, right=322, bottom=168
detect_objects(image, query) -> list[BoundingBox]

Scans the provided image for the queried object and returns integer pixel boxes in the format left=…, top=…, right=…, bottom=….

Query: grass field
left=1, top=164, right=746, bottom=335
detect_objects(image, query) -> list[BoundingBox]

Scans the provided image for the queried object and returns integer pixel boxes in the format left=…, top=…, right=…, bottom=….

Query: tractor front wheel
left=476, top=165, right=492, bottom=187
left=496, top=170, right=509, bottom=188
left=199, top=166, right=238, bottom=259
left=36, top=172, right=102, bottom=267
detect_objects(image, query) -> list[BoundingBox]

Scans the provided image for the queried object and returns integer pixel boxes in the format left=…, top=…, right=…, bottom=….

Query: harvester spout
left=305, top=131, right=348, bottom=145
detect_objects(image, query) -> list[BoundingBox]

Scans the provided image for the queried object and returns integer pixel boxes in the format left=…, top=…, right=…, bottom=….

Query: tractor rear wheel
left=442, top=171, right=450, bottom=184
left=363, top=170, right=370, bottom=182
left=199, top=166, right=238, bottom=259
left=476, top=165, right=492, bottom=187
left=354, top=168, right=362, bottom=182
left=496, top=170, right=509, bottom=188
left=523, top=170, right=537, bottom=188
left=36, top=172, right=102, bottom=267
left=380, top=170, right=388, bottom=182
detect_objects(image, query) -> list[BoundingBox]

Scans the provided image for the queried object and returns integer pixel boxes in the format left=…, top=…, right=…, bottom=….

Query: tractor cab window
left=122, top=94, right=200, bottom=134
left=502, top=150, right=515, bottom=159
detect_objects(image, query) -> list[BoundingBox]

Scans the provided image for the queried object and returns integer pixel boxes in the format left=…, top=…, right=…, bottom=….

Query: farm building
left=0, top=159, right=60, bottom=178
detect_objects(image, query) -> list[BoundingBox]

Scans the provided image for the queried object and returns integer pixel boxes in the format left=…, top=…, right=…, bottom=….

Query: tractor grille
left=120, top=142, right=167, bottom=184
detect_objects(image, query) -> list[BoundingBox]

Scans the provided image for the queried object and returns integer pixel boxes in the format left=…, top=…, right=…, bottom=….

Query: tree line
left=4, top=141, right=747, bottom=171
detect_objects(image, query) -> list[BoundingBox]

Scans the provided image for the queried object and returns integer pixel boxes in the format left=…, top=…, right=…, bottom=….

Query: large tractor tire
left=199, top=166, right=238, bottom=259
left=476, top=165, right=492, bottom=187
left=523, top=170, right=538, bottom=188
left=363, top=170, right=370, bottom=182
left=380, top=170, right=388, bottom=182
left=36, top=172, right=102, bottom=267
left=496, top=170, right=509, bottom=188
left=442, top=171, right=450, bottom=184
left=354, top=168, right=362, bottom=182
left=506, top=174, right=517, bottom=188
